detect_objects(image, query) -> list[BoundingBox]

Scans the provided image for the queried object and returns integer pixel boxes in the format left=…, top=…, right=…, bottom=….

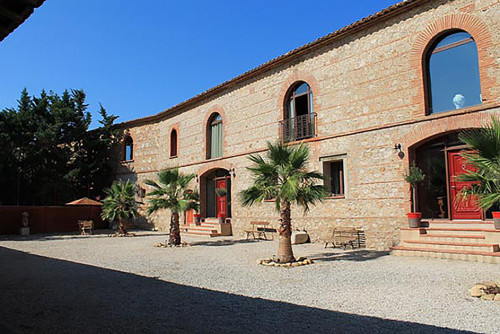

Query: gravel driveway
left=0, top=231, right=498, bottom=333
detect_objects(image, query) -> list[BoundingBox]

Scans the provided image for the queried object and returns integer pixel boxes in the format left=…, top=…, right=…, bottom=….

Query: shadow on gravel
left=0, top=230, right=166, bottom=242
left=189, top=238, right=264, bottom=247
left=310, top=250, right=390, bottom=262
left=0, top=246, right=471, bottom=334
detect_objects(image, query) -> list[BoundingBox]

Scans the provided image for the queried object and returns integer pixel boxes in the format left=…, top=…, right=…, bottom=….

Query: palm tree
left=241, top=141, right=327, bottom=263
left=145, top=168, right=198, bottom=246
left=101, top=180, right=138, bottom=235
left=458, top=116, right=500, bottom=211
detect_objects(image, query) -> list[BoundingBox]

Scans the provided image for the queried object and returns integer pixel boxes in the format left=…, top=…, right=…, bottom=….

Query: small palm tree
left=101, top=180, right=138, bottom=235
left=458, top=116, right=500, bottom=211
left=145, top=168, right=198, bottom=246
left=241, top=141, right=327, bottom=263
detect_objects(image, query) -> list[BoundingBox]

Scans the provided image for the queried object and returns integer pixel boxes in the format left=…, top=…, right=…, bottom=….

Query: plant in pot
left=404, top=162, right=426, bottom=228
left=458, top=116, right=500, bottom=229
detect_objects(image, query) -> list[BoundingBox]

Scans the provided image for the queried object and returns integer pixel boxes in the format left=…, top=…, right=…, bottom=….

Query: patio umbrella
left=66, top=197, right=103, bottom=222
left=66, top=197, right=103, bottom=206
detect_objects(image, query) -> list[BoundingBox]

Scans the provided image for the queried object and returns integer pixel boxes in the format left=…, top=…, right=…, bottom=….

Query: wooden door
left=215, top=178, right=227, bottom=217
left=448, top=150, right=481, bottom=220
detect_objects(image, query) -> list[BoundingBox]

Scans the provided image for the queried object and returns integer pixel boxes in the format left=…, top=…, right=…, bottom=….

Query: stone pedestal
left=19, top=227, right=30, bottom=236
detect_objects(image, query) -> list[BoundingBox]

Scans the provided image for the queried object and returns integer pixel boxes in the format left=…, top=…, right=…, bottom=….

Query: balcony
left=279, top=113, right=317, bottom=143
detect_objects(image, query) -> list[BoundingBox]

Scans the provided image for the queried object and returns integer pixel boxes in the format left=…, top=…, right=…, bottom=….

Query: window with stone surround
left=281, top=81, right=315, bottom=142
left=321, top=156, right=346, bottom=198
left=170, top=129, right=178, bottom=158
left=425, top=31, right=482, bottom=114
left=123, top=136, right=133, bottom=161
left=207, top=113, right=223, bottom=159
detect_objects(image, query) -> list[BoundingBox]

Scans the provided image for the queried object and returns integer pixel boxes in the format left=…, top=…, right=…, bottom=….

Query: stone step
left=423, top=228, right=493, bottom=236
left=420, top=234, right=486, bottom=243
left=185, top=226, right=218, bottom=232
left=391, top=246, right=500, bottom=264
left=402, top=240, right=499, bottom=252
left=200, top=221, right=219, bottom=226
left=181, top=229, right=220, bottom=237
left=424, top=221, right=495, bottom=230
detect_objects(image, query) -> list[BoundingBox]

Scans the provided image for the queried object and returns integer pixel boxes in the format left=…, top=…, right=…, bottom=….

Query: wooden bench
left=324, top=227, right=363, bottom=249
left=244, top=221, right=276, bottom=240
left=78, top=220, right=94, bottom=235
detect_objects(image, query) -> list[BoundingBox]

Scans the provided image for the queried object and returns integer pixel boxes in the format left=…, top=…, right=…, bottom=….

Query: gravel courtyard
left=0, top=231, right=498, bottom=334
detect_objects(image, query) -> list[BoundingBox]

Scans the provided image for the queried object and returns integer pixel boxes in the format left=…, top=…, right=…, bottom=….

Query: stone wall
left=113, top=0, right=500, bottom=250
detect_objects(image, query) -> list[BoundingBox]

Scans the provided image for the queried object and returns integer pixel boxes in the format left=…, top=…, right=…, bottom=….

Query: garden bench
left=245, top=221, right=276, bottom=240
left=324, top=227, right=363, bottom=249
left=78, top=220, right=94, bottom=235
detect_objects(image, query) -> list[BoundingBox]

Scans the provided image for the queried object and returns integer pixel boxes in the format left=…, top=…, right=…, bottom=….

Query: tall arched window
left=282, top=81, right=315, bottom=142
left=207, top=113, right=223, bottom=159
left=425, top=31, right=482, bottom=114
left=170, top=129, right=178, bottom=157
left=123, top=136, right=133, bottom=161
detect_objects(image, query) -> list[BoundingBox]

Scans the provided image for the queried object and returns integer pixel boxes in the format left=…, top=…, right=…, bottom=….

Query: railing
left=279, top=113, right=317, bottom=142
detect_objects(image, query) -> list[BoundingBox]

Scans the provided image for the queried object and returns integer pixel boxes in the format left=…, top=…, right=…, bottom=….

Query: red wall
left=0, top=206, right=105, bottom=235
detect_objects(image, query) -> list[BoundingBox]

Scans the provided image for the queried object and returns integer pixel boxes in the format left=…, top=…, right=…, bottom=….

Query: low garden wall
left=0, top=206, right=105, bottom=235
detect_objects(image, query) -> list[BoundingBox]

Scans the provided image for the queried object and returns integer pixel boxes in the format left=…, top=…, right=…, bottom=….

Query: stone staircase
left=391, top=220, right=500, bottom=264
left=181, top=218, right=232, bottom=237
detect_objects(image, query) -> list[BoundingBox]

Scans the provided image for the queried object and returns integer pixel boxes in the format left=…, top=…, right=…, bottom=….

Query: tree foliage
left=0, top=89, right=122, bottom=205
left=241, top=141, right=326, bottom=213
left=458, top=116, right=500, bottom=211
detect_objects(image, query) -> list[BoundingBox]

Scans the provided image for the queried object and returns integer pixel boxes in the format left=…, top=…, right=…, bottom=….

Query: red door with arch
left=448, top=150, right=481, bottom=220
left=215, top=178, right=227, bottom=218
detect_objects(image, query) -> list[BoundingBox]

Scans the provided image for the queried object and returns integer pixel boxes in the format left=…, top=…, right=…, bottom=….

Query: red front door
left=215, top=178, right=227, bottom=217
left=448, top=150, right=481, bottom=220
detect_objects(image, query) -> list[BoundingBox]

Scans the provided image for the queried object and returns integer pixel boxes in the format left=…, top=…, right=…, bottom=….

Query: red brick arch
left=276, top=71, right=321, bottom=121
left=402, top=113, right=492, bottom=155
left=409, top=14, right=496, bottom=116
left=204, top=105, right=227, bottom=160
left=168, top=123, right=179, bottom=158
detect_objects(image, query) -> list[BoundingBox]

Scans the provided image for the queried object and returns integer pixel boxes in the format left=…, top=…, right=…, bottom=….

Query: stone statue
left=22, top=212, right=29, bottom=227
left=453, top=94, right=465, bottom=109
left=20, top=212, right=30, bottom=236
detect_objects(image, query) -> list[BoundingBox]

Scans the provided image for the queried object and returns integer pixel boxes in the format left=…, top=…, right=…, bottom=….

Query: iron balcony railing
left=279, top=113, right=317, bottom=142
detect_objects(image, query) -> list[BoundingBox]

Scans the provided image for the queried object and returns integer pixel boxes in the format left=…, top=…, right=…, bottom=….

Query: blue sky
left=0, top=0, right=400, bottom=128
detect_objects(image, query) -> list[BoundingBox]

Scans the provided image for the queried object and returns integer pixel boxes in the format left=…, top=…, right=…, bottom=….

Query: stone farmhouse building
left=114, top=0, right=500, bottom=252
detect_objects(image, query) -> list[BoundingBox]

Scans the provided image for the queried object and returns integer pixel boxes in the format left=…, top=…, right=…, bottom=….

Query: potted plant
left=215, top=187, right=227, bottom=197
left=458, top=116, right=500, bottom=230
left=404, top=162, right=426, bottom=228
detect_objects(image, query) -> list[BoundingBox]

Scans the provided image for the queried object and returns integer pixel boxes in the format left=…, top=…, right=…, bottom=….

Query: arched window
left=123, top=136, right=133, bottom=161
left=282, top=81, right=315, bottom=142
left=207, top=113, right=223, bottom=159
left=170, top=129, right=178, bottom=157
left=425, top=31, right=482, bottom=114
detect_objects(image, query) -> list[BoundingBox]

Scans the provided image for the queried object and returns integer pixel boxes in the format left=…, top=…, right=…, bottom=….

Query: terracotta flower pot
left=407, top=212, right=422, bottom=228
left=493, top=212, right=500, bottom=230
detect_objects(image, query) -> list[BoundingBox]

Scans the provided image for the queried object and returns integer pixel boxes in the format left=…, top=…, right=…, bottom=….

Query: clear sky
left=0, top=0, right=401, bottom=128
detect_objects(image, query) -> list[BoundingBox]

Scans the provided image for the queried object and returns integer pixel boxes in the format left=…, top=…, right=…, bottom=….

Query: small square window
left=323, top=160, right=345, bottom=197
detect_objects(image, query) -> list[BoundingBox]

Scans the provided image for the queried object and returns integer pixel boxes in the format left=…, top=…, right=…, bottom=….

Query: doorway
left=201, top=169, right=231, bottom=219
left=414, top=132, right=481, bottom=220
